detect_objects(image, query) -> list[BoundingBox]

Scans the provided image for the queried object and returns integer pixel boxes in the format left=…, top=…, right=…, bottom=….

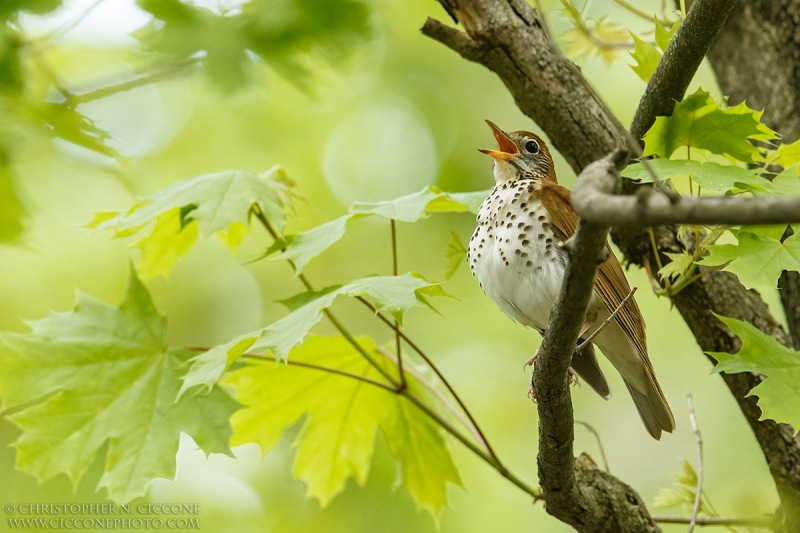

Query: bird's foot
left=523, top=349, right=540, bottom=370
left=527, top=363, right=580, bottom=402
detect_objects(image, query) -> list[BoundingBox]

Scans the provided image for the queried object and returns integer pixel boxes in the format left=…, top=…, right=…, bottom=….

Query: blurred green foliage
left=136, top=0, right=371, bottom=90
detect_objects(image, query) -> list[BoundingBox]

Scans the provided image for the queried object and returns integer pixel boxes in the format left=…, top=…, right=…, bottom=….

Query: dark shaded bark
left=700, top=1, right=800, bottom=528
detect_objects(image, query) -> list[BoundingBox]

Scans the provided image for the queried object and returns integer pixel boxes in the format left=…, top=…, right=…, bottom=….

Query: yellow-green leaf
left=628, top=32, right=661, bottom=83
left=92, top=167, right=289, bottom=277
left=644, top=88, right=777, bottom=162
left=659, top=251, right=694, bottom=281
left=134, top=209, right=199, bottom=279
left=0, top=269, right=238, bottom=502
left=226, top=335, right=461, bottom=516
left=703, top=230, right=800, bottom=288
left=275, top=186, right=487, bottom=275
left=180, top=273, right=445, bottom=393
left=708, top=314, right=800, bottom=433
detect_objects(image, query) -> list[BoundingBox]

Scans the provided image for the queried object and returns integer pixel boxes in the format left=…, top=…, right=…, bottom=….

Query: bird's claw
left=523, top=349, right=540, bottom=371
left=527, top=366, right=580, bottom=403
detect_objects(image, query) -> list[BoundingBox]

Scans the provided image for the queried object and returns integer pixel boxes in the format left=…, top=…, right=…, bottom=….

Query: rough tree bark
left=701, top=1, right=800, bottom=528
left=424, top=0, right=800, bottom=531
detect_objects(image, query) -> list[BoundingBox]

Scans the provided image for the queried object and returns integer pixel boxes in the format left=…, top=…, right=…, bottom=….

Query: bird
left=468, top=120, right=675, bottom=439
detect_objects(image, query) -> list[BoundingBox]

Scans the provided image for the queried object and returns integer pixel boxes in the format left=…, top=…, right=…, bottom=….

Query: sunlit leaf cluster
left=1, top=152, right=487, bottom=518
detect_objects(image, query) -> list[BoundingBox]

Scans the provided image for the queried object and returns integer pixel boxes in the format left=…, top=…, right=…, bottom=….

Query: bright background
left=0, top=1, right=781, bottom=531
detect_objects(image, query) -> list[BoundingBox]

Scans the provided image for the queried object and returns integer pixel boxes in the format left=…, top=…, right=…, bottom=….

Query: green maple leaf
left=658, top=251, right=694, bottom=281
left=273, top=186, right=487, bottom=275
left=227, top=335, right=461, bottom=517
left=628, top=32, right=661, bottom=83
left=703, top=230, right=800, bottom=289
left=181, top=273, right=445, bottom=393
left=622, top=159, right=768, bottom=194
left=271, top=215, right=354, bottom=275
left=0, top=269, right=238, bottom=501
left=644, top=88, right=777, bottom=162
left=771, top=166, right=800, bottom=196
left=90, top=167, right=289, bottom=279
left=768, top=138, right=800, bottom=168
left=708, top=315, right=800, bottom=433
left=654, top=19, right=679, bottom=52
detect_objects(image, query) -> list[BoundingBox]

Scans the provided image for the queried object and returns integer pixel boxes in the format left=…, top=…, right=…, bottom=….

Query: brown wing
left=537, top=181, right=649, bottom=360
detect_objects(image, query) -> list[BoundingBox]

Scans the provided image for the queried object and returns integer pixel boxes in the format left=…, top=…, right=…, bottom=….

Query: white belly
left=468, top=180, right=566, bottom=331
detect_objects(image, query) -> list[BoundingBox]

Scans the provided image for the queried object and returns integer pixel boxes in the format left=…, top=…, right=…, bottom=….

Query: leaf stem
left=232, top=346, right=542, bottom=501
left=652, top=515, right=775, bottom=528
left=238, top=352, right=397, bottom=392
left=376, top=346, right=481, bottom=443
left=251, top=205, right=397, bottom=386
left=71, top=59, right=199, bottom=105
left=613, top=0, right=668, bottom=23
left=390, top=220, right=407, bottom=390
left=250, top=205, right=536, bottom=499
left=399, top=386, right=541, bottom=500
left=356, top=296, right=502, bottom=466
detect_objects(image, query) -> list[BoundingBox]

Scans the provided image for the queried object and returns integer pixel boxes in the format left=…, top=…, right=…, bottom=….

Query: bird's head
left=479, top=120, right=556, bottom=184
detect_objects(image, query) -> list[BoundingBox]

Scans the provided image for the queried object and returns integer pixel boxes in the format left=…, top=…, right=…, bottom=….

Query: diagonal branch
left=533, top=150, right=660, bottom=531
left=630, top=0, right=737, bottom=144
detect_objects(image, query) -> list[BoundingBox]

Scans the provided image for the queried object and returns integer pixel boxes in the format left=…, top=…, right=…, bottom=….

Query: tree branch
left=423, top=1, right=633, bottom=173
left=571, top=177, right=800, bottom=227
left=630, top=0, right=737, bottom=144
left=534, top=150, right=659, bottom=531
left=696, top=2, right=800, bottom=528
left=424, top=0, right=800, bottom=529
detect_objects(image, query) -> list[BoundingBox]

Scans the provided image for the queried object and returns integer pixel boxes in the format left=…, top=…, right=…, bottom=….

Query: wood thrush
left=468, top=120, right=675, bottom=439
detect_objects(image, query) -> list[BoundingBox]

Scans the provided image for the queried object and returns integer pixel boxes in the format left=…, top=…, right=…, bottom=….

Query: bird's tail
left=623, top=372, right=675, bottom=440
left=571, top=342, right=610, bottom=399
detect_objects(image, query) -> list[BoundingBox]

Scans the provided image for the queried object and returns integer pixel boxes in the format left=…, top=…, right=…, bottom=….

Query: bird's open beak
left=479, top=120, right=519, bottom=160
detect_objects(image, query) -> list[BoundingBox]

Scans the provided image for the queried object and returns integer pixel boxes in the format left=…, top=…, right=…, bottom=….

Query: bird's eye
left=524, top=140, right=540, bottom=154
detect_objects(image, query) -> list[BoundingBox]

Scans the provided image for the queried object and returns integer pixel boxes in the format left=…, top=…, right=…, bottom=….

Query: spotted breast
left=468, top=178, right=567, bottom=332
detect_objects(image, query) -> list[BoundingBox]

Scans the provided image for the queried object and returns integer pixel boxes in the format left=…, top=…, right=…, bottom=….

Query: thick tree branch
left=534, top=150, right=658, bottom=531
left=423, top=2, right=633, bottom=173
left=630, top=0, right=736, bottom=143
left=699, top=2, right=800, bottom=527
left=572, top=182, right=800, bottom=226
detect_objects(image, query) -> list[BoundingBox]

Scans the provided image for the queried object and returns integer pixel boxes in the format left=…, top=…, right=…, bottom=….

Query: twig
left=390, top=220, right=407, bottom=390
left=356, top=296, right=503, bottom=466
left=575, top=287, right=637, bottom=352
left=653, top=515, right=775, bottom=528
left=239, top=352, right=396, bottom=392
left=687, top=394, right=703, bottom=533
left=71, top=59, right=200, bottom=104
left=574, top=420, right=610, bottom=473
